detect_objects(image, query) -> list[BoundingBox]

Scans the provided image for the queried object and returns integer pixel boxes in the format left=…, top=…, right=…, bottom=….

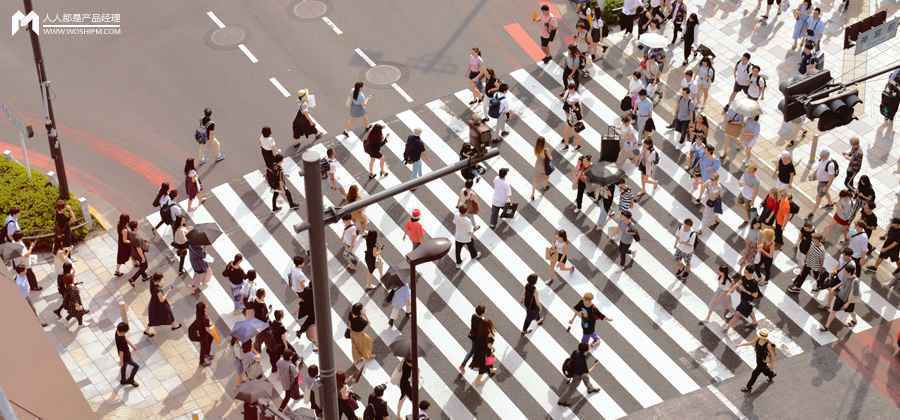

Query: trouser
left=130, top=259, right=148, bottom=282
left=411, top=160, right=423, bottom=179
left=178, top=253, right=186, bottom=273
left=198, top=138, right=222, bottom=162
left=622, top=13, right=635, bottom=34
left=495, top=113, right=508, bottom=137
left=562, top=66, right=580, bottom=90
left=672, top=25, right=681, bottom=44
left=792, top=265, right=821, bottom=289
left=455, top=240, right=477, bottom=263
left=200, top=336, right=212, bottom=363
left=120, top=357, right=139, bottom=383
left=460, top=344, right=474, bottom=367
left=558, top=373, right=592, bottom=403
left=390, top=306, right=409, bottom=324
left=844, top=169, right=858, bottom=189
left=575, top=181, right=587, bottom=210
left=272, top=188, right=297, bottom=208
left=746, top=363, right=775, bottom=389
left=261, top=148, right=275, bottom=169
left=297, top=313, right=315, bottom=334
left=757, top=255, right=774, bottom=281
left=684, top=36, right=694, bottom=62
left=231, top=283, right=245, bottom=311
left=853, top=256, right=862, bottom=277
left=522, top=307, right=541, bottom=332
left=25, top=268, right=39, bottom=290
left=618, top=241, right=632, bottom=265
left=490, top=205, right=502, bottom=227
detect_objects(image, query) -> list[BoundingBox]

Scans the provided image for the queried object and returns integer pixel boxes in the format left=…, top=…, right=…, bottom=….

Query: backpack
left=487, top=94, right=503, bottom=119
left=827, top=159, right=839, bottom=177
left=0, top=218, right=14, bottom=244
left=562, top=356, right=575, bottom=378
left=652, top=150, right=660, bottom=165
left=188, top=320, right=202, bottom=342
left=194, top=120, right=209, bottom=144
left=363, top=402, right=377, bottom=420
left=319, top=158, right=330, bottom=180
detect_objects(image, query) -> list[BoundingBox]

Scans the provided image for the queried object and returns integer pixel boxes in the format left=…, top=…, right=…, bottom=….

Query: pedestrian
left=248, top=287, right=271, bottom=324
left=395, top=357, right=415, bottom=415
left=320, top=147, right=340, bottom=193
left=755, top=228, right=776, bottom=284
left=364, top=384, right=389, bottom=420
left=277, top=350, right=303, bottom=411
left=172, top=217, right=190, bottom=275
left=672, top=87, right=695, bottom=143
left=259, top=126, right=278, bottom=169
left=586, top=6, right=607, bottom=61
left=855, top=175, right=876, bottom=206
left=701, top=173, right=723, bottom=231
left=866, top=218, right=900, bottom=275
left=720, top=108, right=744, bottom=160
left=403, top=209, right=425, bottom=249
left=556, top=342, right=602, bottom=406
left=267, top=310, right=290, bottom=372
left=341, top=215, right=360, bottom=271
left=746, top=65, right=767, bottom=102
left=488, top=83, right=510, bottom=139
left=810, top=150, right=838, bottom=211
left=364, top=123, right=389, bottom=179
left=521, top=274, right=544, bottom=334
left=674, top=219, right=698, bottom=280
left=344, top=185, right=369, bottom=234
left=738, top=329, right=777, bottom=393
left=467, top=48, right=484, bottom=103
left=60, top=272, right=87, bottom=326
left=567, top=292, right=610, bottom=348
left=292, top=89, right=323, bottom=143
left=736, top=115, right=760, bottom=166
left=470, top=318, right=496, bottom=385
left=196, top=107, right=224, bottom=165
left=127, top=221, right=149, bottom=286
left=798, top=41, right=821, bottom=75
left=2, top=206, right=20, bottom=243
left=681, top=13, right=699, bottom=66
left=184, top=158, right=205, bottom=212
left=588, top=183, right=615, bottom=231
left=635, top=89, right=655, bottom=141
left=805, top=8, right=826, bottom=50
left=686, top=112, right=709, bottom=147
left=547, top=230, right=576, bottom=283
left=702, top=265, right=735, bottom=323
left=775, top=150, right=796, bottom=191
left=267, top=154, right=299, bottom=211
left=531, top=137, right=552, bottom=201
left=190, top=301, right=215, bottom=367
left=573, top=155, right=592, bottom=213
left=824, top=190, right=856, bottom=244
left=561, top=45, right=583, bottom=93
left=403, top=128, right=426, bottom=180
left=476, top=69, right=500, bottom=120
left=489, top=168, right=512, bottom=229
left=144, top=273, right=183, bottom=336
left=842, top=137, right=863, bottom=189
left=788, top=234, right=825, bottom=293
left=533, top=4, right=559, bottom=63
left=458, top=305, right=485, bottom=373
left=116, top=322, right=139, bottom=387
left=773, top=191, right=793, bottom=248
left=454, top=206, right=479, bottom=266
left=295, top=283, right=316, bottom=339
left=337, top=371, right=360, bottom=419
left=561, top=83, right=584, bottom=151
left=725, top=272, right=761, bottom=330
left=737, top=165, right=760, bottom=228
left=848, top=220, right=870, bottom=276
left=348, top=303, right=374, bottom=365
left=638, top=139, right=660, bottom=197
left=388, top=282, right=411, bottom=328
left=53, top=199, right=76, bottom=250
left=151, top=182, right=170, bottom=230
left=696, top=57, right=715, bottom=109
left=343, top=82, right=370, bottom=137
left=223, top=254, right=249, bottom=312
left=694, top=145, right=720, bottom=204
left=628, top=71, right=644, bottom=110
left=363, top=231, right=383, bottom=290
left=113, top=215, right=134, bottom=277
left=616, top=114, right=641, bottom=167
left=792, top=0, right=812, bottom=49
left=10, top=231, right=40, bottom=291
left=740, top=219, right=763, bottom=273
left=188, top=242, right=211, bottom=296
left=727, top=53, right=753, bottom=106
left=154, top=189, right=181, bottom=237
left=457, top=180, right=480, bottom=228
left=52, top=248, right=74, bottom=317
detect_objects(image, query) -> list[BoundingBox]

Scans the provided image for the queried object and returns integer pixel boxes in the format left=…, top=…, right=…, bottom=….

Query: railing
left=0, top=386, right=43, bottom=420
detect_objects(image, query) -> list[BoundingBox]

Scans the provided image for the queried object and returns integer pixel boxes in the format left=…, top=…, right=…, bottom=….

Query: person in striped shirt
left=787, top=234, right=825, bottom=294
left=614, top=178, right=634, bottom=220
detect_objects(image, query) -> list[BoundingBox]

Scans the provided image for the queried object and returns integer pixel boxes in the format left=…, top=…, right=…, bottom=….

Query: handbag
left=344, top=328, right=351, bottom=339
left=574, top=121, right=586, bottom=133
left=485, top=355, right=496, bottom=367
left=501, top=202, right=518, bottom=219
left=620, top=96, right=633, bottom=111
left=543, top=156, right=553, bottom=175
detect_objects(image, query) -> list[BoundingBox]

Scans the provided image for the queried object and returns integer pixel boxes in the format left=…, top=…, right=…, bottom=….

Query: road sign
left=855, top=17, right=900, bottom=55
left=844, top=10, right=887, bottom=49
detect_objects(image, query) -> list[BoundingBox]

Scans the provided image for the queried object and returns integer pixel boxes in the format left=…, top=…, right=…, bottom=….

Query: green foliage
left=603, top=0, right=624, bottom=27
left=0, top=158, right=87, bottom=247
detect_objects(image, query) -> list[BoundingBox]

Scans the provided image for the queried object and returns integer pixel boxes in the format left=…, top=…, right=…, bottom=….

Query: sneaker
left=215, top=154, right=225, bottom=162
left=786, top=286, right=801, bottom=294
left=865, top=265, right=877, bottom=272
left=587, top=388, right=601, bottom=394
left=557, top=400, right=571, bottom=407
left=542, top=56, right=552, bottom=64
left=740, top=387, right=751, bottom=393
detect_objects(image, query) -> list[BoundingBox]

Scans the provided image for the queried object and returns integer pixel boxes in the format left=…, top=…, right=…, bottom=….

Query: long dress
left=185, top=170, right=200, bottom=200
left=349, top=314, right=373, bottom=362
left=292, top=102, right=318, bottom=139
left=116, top=227, right=131, bottom=265
left=148, top=283, right=175, bottom=327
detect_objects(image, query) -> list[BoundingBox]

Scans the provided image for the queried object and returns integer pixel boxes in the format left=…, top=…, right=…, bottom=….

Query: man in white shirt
left=489, top=168, right=512, bottom=229
left=492, top=83, right=510, bottom=139
left=340, top=215, right=358, bottom=270
left=635, top=90, right=654, bottom=140
left=848, top=221, right=869, bottom=277
left=621, top=0, right=642, bottom=35
left=454, top=207, right=479, bottom=266
left=680, top=70, right=699, bottom=101
left=11, top=231, right=41, bottom=291
left=259, top=126, right=279, bottom=169
left=287, top=255, right=309, bottom=298
left=673, top=219, right=697, bottom=280
left=3, top=207, right=20, bottom=243
left=811, top=150, right=838, bottom=210
left=746, top=65, right=766, bottom=101
left=728, top=52, right=752, bottom=104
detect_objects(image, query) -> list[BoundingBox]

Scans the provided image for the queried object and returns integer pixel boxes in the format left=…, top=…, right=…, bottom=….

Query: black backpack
left=363, top=402, right=376, bottom=420
left=827, top=159, right=840, bottom=177
left=188, top=320, right=202, bottom=342
left=487, top=94, right=503, bottom=119
left=319, top=158, right=330, bottom=180
left=562, top=351, right=578, bottom=378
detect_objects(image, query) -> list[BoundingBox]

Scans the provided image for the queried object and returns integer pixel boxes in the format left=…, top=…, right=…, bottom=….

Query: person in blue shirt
left=805, top=8, right=825, bottom=50
left=15, top=265, right=46, bottom=327
left=696, top=144, right=721, bottom=204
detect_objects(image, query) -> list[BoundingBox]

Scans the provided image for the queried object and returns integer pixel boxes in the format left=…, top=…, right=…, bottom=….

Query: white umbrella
left=732, top=96, right=762, bottom=117
left=638, top=33, right=669, bottom=49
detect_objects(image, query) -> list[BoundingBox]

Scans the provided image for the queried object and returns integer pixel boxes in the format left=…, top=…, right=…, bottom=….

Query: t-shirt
left=259, top=135, right=276, bottom=151
left=115, top=333, right=130, bottom=359
left=368, top=397, right=389, bottom=418
left=492, top=178, right=511, bottom=207
left=342, top=223, right=357, bottom=247
left=288, top=266, right=308, bottom=293
left=740, top=172, right=759, bottom=200
left=675, top=226, right=695, bottom=254
left=3, top=215, right=19, bottom=240
left=815, top=159, right=837, bottom=182
left=734, top=61, right=752, bottom=85
left=776, top=159, right=796, bottom=184
left=848, top=229, right=869, bottom=258
left=539, top=14, right=558, bottom=38
left=739, top=278, right=760, bottom=302
left=884, top=226, right=900, bottom=249
left=454, top=214, right=474, bottom=243
left=404, top=220, right=425, bottom=244
left=747, top=74, right=766, bottom=99
left=573, top=301, right=606, bottom=333
left=619, top=220, right=635, bottom=244
left=349, top=315, right=368, bottom=332
left=524, top=284, right=538, bottom=310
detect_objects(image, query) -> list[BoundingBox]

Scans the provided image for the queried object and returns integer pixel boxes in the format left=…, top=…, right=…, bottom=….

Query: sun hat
left=411, top=209, right=421, bottom=219
left=757, top=329, right=769, bottom=340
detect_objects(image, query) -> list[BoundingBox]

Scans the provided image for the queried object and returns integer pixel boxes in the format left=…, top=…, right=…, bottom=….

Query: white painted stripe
left=335, top=132, right=544, bottom=418
left=426, top=99, right=699, bottom=396
left=321, top=16, right=343, bottom=35
left=457, top=88, right=739, bottom=379
left=707, top=384, right=749, bottom=420
left=391, top=83, right=414, bottom=103
left=206, top=11, right=226, bottom=29
left=269, top=77, right=291, bottom=98
left=307, top=115, right=328, bottom=136
left=354, top=48, right=377, bottom=67
left=237, top=44, right=259, bottom=63
left=540, top=63, right=832, bottom=347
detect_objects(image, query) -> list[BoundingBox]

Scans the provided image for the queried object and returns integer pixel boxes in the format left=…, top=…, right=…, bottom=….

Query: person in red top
left=403, top=209, right=425, bottom=249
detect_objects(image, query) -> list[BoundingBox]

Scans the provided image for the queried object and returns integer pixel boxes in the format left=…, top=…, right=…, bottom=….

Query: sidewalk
left=28, top=233, right=244, bottom=419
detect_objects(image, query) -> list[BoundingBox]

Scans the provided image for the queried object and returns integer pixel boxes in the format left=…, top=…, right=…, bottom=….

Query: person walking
left=197, top=108, right=224, bottom=165
left=343, top=82, right=370, bottom=137
left=184, top=158, right=205, bottom=212
left=458, top=305, right=486, bottom=373
left=395, top=357, right=415, bottom=416
left=467, top=48, right=484, bottom=103
left=842, top=137, right=863, bottom=189
left=521, top=274, right=544, bottom=334
left=725, top=272, right=761, bottom=330
left=10, top=231, right=41, bottom=291
left=696, top=57, right=715, bottom=109
left=2, top=206, right=20, bottom=243
left=573, top=155, right=592, bottom=213
left=478, top=69, right=501, bottom=120
left=115, top=214, right=133, bottom=276
left=793, top=216, right=816, bottom=274
left=531, top=137, right=552, bottom=200
left=534, top=4, right=559, bottom=63
left=267, top=310, right=290, bottom=372
left=674, top=219, right=698, bottom=280
left=60, top=272, right=87, bottom=326
left=364, top=123, right=389, bottom=179
left=740, top=219, right=763, bottom=274
left=224, top=254, right=250, bottom=312
left=295, top=283, right=316, bottom=339
left=172, top=218, right=190, bottom=275
left=116, top=322, right=140, bottom=387
left=340, top=215, right=360, bottom=271
left=848, top=220, right=870, bottom=276
left=190, top=301, right=215, bottom=367
left=616, top=114, right=641, bottom=167
left=267, top=154, right=299, bottom=211
left=681, top=13, right=699, bottom=66
left=259, top=126, right=279, bottom=169
left=127, top=221, right=149, bottom=286
left=488, top=83, right=510, bottom=139
left=739, top=329, right=777, bottom=393
left=561, top=83, right=584, bottom=151
left=635, top=89, right=655, bottom=141
left=546, top=230, right=576, bottom=283
left=791, top=0, right=812, bottom=49
left=755, top=228, right=776, bottom=285
left=489, top=168, right=512, bottom=229
left=292, top=89, right=323, bottom=143
left=567, top=292, right=610, bottom=349
left=673, top=88, right=695, bottom=144
left=805, top=8, right=826, bottom=50
left=737, top=165, right=760, bottom=228
left=343, top=185, right=369, bottom=235
left=348, top=303, right=374, bottom=365
left=188, top=242, right=211, bottom=296
left=615, top=210, right=638, bottom=268
left=702, top=266, right=735, bottom=323
left=144, top=273, right=183, bottom=337
left=363, top=231, right=383, bottom=290
left=470, top=319, right=496, bottom=385
left=556, top=342, right=602, bottom=406
left=458, top=180, right=480, bottom=228
left=403, top=209, right=425, bottom=249
left=811, top=150, right=838, bottom=211
left=561, top=45, right=583, bottom=94
left=824, top=190, right=856, bottom=244
left=454, top=206, right=479, bottom=267
left=637, top=139, right=660, bottom=197
left=788, top=234, right=825, bottom=293
left=403, top=128, right=426, bottom=180
left=277, top=350, right=303, bottom=412
left=364, top=384, right=390, bottom=420
left=336, top=371, right=360, bottom=419
left=388, top=282, right=411, bottom=329
left=727, top=53, right=753, bottom=106
left=701, top=173, right=723, bottom=232
left=746, top=65, right=767, bottom=102
left=51, top=248, right=74, bottom=318
left=53, top=199, right=76, bottom=250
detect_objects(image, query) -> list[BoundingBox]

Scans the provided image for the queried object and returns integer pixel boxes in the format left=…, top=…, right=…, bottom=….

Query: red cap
left=411, top=209, right=421, bottom=218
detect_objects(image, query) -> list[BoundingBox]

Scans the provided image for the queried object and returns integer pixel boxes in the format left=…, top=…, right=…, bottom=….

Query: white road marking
left=707, top=385, right=749, bottom=420
left=391, top=83, right=414, bottom=103
left=237, top=44, right=258, bottom=63
left=321, top=16, right=343, bottom=35
left=206, top=11, right=226, bottom=29
left=269, top=77, right=290, bottom=97
left=354, top=48, right=377, bottom=67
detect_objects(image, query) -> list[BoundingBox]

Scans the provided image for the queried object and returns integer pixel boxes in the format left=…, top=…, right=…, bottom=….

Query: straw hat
left=296, top=89, right=309, bottom=100
left=756, top=329, right=769, bottom=340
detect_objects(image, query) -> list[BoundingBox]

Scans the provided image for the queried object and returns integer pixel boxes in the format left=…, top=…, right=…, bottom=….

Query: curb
left=88, top=205, right=111, bottom=231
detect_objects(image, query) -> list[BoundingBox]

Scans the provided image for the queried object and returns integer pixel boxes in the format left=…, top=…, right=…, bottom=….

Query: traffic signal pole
left=23, top=0, right=71, bottom=199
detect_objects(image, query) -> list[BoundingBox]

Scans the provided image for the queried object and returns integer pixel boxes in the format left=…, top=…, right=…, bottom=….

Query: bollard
left=808, top=134, right=819, bottom=163
left=79, top=197, right=93, bottom=229
left=2, top=150, right=15, bottom=163
left=119, top=302, right=128, bottom=323
left=47, top=171, right=58, bottom=187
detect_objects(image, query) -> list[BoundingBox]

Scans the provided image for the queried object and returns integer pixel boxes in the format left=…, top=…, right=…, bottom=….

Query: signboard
left=844, top=10, right=887, bottom=49
left=855, top=17, right=900, bottom=55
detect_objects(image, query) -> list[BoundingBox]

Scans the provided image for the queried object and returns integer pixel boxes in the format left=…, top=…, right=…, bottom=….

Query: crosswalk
left=143, top=58, right=899, bottom=419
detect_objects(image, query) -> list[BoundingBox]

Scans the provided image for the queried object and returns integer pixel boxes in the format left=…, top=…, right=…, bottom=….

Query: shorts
left=556, top=254, right=568, bottom=264
left=816, top=181, right=830, bottom=198
left=733, top=82, right=749, bottom=94
left=468, top=71, right=480, bottom=80
left=833, top=297, right=854, bottom=313
left=540, top=30, right=556, bottom=47
left=833, top=214, right=849, bottom=226
left=580, top=331, right=600, bottom=344
left=591, top=28, right=603, bottom=43
left=674, top=248, right=693, bottom=264
left=879, top=246, right=899, bottom=262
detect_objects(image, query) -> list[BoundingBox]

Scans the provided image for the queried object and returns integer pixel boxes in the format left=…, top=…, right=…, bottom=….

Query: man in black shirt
left=557, top=342, right=601, bottom=406
left=116, top=322, right=139, bottom=387
left=775, top=151, right=795, bottom=189
left=867, top=217, right=900, bottom=275
left=198, top=107, right=224, bottom=165
left=403, top=128, right=426, bottom=180
left=365, top=384, right=390, bottom=420
left=295, top=285, right=316, bottom=338
left=268, top=154, right=299, bottom=211
left=568, top=293, right=611, bottom=349
left=738, top=329, right=776, bottom=393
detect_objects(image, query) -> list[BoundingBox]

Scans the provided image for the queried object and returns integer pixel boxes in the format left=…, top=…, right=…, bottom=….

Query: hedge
left=602, top=0, right=624, bottom=28
left=0, top=158, right=87, bottom=249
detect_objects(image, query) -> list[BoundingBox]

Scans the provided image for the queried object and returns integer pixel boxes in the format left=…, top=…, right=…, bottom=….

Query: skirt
left=186, top=178, right=199, bottom=200
left=350, top=330, right=373, bottom=362
left=736, top=299, right=754, bottom=317
left=148, top=300, right=175, bottom=327
left=709, top=287, right=733, bottom=313
left=293, top=109, right=318, bottom=139
left=116, top=244, right=131, bottom=265
left=350, top=103, right=366, bottom=118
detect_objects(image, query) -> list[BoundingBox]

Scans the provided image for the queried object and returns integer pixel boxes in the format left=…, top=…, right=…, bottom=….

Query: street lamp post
left=406, top=238, right=451, bottom=419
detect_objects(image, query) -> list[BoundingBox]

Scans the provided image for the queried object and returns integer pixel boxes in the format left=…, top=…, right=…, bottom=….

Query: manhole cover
left=293, top=0, right=327, bottom=19
left=366, top=65, right=402, bottom=86
left=210, top=27, right=246, bottom=47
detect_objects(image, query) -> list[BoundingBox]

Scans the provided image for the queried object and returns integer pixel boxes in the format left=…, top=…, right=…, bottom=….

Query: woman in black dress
left=364, top=124, right=388, bottom=179
left=61, top=273, right=87, bottom=326
left=191, top=301, right=215, bottom=367
left=470, top=318, right=495, bottom=385
left=292, top=89, right=322, bottom=143
left=363, top=230, right=383, bottom=291
left=53, top=262, right=74, bottom=319
left=682, top=13, right=699, bottom=66
left=144, top=273, right=182, bottom=337
left=114, top=214, right=131, bottom=276
left=395, top=357, right=414, bottom=415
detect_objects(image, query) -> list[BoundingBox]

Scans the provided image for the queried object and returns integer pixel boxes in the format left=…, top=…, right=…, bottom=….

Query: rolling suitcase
left=600, top=127, right=620, bottom=163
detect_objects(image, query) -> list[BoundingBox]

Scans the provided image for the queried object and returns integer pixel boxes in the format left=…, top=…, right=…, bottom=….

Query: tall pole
left=23, top=0, right=71, bottom=199
left=409, top=263, right=421, bottom=420
left=302, top=150, right=338, bottom=420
